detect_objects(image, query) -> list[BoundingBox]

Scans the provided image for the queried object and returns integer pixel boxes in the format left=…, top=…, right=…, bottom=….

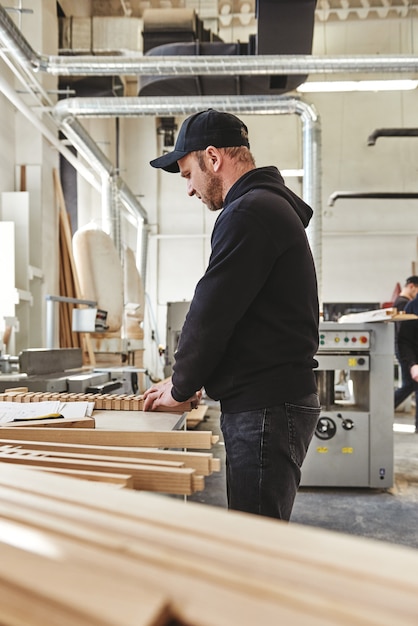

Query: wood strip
left=0, top=444, right=186, bottom=469
left=0, top=428, right=219, bottom=449
left=10, top=464, right=135, bottom=489
left=186, top=403, right=208, bottom=429
left=54, top=168, right=95, bottom=365
left=0, top=439, right=219, bottom=476
left=0, top=528, right=170, bottom=626
left=0, top=451, right=202, bottom=495
left=0, top=466, right=417, bottom=626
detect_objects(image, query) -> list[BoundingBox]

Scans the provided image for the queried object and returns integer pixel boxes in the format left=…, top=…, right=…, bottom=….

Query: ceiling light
left=297, top=79, right=418, bottom=93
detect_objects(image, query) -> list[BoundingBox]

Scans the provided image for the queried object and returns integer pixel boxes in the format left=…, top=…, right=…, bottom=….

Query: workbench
left=93, top=410, right=186, bottom=431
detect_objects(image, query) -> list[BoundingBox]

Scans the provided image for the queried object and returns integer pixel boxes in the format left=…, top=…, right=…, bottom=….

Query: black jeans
left=395, top=359, right=418, bottom=429
left=220, top=393, right=320, bottom=521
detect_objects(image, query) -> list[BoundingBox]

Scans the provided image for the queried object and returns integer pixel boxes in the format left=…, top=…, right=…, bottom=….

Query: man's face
left=178, top=151, right=223, bottom=212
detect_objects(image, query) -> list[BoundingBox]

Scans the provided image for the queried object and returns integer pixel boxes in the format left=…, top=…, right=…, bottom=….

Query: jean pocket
left=285, top=402, right=321, bottom=468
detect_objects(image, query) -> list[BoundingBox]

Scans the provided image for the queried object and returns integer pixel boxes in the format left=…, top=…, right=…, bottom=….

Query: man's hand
left=142, top=379, right=201, bottom=412
left=410, top=364, right=418, bottom=382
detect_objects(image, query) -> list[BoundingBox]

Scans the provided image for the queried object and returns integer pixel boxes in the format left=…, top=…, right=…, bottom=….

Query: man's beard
left=204, top=172, right=223, bottom=212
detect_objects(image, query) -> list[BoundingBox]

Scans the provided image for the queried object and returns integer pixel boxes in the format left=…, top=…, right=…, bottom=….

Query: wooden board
left=0, top=428, right=219, bottom=449
left=9, top=464, right=135, bottom=489
left=0, top=464, right=417, bottom=625
left=0, top=449, right=203, bottom=495
left=0, top=439, right=220, bottom=476
left=186, top=403, right=208, bottom=429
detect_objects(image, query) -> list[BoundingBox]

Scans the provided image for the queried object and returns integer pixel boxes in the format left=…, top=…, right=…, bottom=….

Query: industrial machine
left=164, top=301, right=191, bottom=378
left=0, top=348, right=146, bottom=396
left=301, top=321, right=394, bottom=489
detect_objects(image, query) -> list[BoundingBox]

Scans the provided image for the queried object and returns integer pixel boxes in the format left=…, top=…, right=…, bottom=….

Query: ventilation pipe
left=367, top=128, right=418, bottom=146
left=1, top=5, right=418, bottom=78
left=328, top=191, right=418, bottom=206
left=53, top=94, right=322, bottom=296
left=45, top=54, right=418, bottom=77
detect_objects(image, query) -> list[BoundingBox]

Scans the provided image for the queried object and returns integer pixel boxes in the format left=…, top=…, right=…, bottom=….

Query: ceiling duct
left=138, top=0, right=317, bottom=97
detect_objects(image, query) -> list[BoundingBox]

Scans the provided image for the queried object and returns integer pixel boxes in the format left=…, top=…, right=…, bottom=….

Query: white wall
left=310, top=16, right=418, bottom=306
left=0, top=0, right=59, bottom=350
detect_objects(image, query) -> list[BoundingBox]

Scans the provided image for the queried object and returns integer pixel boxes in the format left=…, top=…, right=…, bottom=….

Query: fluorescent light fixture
left=393, top=422, right=416, bottom=433
left=297, top=79, right=418, bottom=93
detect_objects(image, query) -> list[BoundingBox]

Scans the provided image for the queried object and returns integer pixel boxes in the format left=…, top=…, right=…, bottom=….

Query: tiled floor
left=188, top=402, right=418, bottom=550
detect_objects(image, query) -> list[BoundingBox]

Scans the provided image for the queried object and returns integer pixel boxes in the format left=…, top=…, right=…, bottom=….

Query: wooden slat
left=9, top=464, right=134, bottom=489
left=0, top=451, right=202, bottom=495
left=0, top=465, right=417, bottom=625
left=0, top=439, right=220, bottom=476
left=54, top=168, right=95, bottom=365
left=0, top=428, right=219, bottom=449
left=186, top=403, right=208, bottom=428
left=0, top=525, right=169, bottom=626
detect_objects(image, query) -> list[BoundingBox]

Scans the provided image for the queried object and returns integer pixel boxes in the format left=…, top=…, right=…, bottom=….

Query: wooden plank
left=0, top=444, right=185, bottom=469
left=0, top=439, right=220, bottom=476
left=0, top=428, right=219, bottom=449
left=0, top=465, right=417, bottom=625
left=54, top=168, right=95, bottom=365
left=0, top=450, right=203, bottom=495
left=9, top=464, right=135, bottom=489
left=0, top=529, right=170, bottom=626
left=186, top=403, right=208, bottom=429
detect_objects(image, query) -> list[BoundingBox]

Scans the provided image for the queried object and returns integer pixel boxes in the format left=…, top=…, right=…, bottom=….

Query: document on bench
left=0, top=401, right=95, bottom=424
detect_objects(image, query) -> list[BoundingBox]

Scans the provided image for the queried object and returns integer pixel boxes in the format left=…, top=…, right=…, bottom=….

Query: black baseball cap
left=150, top=109, right=250, bottom=173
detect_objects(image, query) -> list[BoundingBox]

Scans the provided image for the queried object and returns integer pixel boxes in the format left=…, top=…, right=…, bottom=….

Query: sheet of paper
left=0, top=401, right=61, bottom=424
left=58, top=401, right=95, bottom=418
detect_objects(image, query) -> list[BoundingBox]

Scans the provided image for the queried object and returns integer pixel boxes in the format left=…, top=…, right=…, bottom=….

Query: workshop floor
left=187, top=400, right=418, bottom=551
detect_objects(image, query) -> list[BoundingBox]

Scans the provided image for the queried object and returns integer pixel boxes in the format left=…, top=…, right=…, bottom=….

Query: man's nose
left=186, top=180, right=195, bottom=196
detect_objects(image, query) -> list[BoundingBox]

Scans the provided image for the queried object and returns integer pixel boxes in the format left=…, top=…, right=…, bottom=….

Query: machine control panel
left=318, top=329, right=371, bottom=351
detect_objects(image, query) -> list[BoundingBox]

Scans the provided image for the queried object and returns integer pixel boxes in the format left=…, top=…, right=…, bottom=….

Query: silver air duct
left=45, top=53, right=418, bottom=77
left=53, top=95, right=322, bottom=297
left=0, top=4, right=417, bottom=78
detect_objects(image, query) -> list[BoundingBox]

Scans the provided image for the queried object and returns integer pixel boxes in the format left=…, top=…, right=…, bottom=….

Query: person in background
left=143, top=109, right=321, bottom=521
left=394, top=276, right=418, bottom=413
left=397, top=299, right=418, bottom=433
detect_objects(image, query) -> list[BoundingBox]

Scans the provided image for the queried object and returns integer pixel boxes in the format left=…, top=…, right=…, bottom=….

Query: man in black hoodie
left=143, top=109, right=320, bottom=521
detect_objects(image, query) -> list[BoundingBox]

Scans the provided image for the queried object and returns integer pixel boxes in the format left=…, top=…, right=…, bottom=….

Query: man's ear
left=205, top=146, right=222, bottom=172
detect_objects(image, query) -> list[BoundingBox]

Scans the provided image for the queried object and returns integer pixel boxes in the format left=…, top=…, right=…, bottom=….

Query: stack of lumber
left=54, top=168, right=95, bottom=364
left=0, top=463, right=417, bottom=625
left=0, top=427, right=219, bottom=495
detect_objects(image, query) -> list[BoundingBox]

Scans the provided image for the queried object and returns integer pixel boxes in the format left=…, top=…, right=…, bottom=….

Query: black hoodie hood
left=224, top=166, right=313, bottom=228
